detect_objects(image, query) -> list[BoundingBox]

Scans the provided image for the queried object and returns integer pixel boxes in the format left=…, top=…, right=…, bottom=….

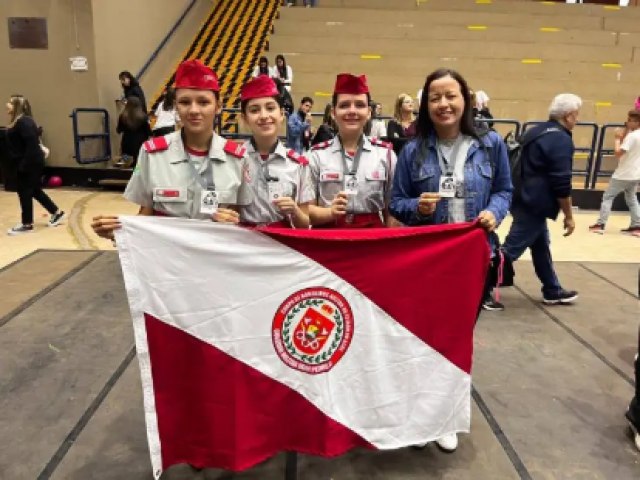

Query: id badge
left=344, top=174, right=358, bottom=195
left=438, top=175, right=455, bottom=198
left=200, top=189, right=219, bottom=214
left=267, top=182, right=284, bottom=202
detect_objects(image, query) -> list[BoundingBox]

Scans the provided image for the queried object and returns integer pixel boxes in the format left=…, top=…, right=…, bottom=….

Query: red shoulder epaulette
left=286, top=149, right=309, bottom=166
left=311, top=140, right=331, bottom=151
left=223, top=139, right=246, bottom=159
left=370, top=137, right=392, bottom=149
left=143, top=136, right=169, bottom=153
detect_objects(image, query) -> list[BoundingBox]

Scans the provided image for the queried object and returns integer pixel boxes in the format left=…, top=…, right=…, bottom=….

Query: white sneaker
left=435, top=433, right=458, bottom=453
left=7, top=224, right=34, bottom=235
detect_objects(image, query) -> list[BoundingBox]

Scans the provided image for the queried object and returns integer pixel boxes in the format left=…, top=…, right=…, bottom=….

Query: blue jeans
left=502, top=208, right=562, bottom=296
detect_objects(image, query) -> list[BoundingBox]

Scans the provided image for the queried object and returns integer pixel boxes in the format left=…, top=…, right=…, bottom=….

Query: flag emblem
left=272, top=287, right=354, bottom=374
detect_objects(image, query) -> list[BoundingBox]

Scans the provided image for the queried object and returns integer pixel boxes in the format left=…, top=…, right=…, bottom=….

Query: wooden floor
left=0, top=251, right=638, bottom=479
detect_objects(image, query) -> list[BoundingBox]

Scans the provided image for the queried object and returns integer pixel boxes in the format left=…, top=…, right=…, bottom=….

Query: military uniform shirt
left=308, top=136, right=397, bottom=214
left=240, top=140, right=314, bottom=225
left=124, top=131, right=251, bottom=219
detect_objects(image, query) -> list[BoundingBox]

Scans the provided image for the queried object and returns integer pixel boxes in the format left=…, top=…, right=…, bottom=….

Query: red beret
left=334, top=73, right=369, bottom=95
left=174, top=59, right=219, bottom=92
left=240, top=75, right=278, bottom=101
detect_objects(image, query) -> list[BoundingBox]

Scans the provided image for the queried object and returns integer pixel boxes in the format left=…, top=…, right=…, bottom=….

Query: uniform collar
left=244, top=138, right=286, bottom=160
left=331, top=134, right=371, bottom=153
left=172, top=131, right=227, bottom=164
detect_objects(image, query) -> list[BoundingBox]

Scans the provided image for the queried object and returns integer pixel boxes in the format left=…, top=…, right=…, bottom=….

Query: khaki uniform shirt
left=124, top=131, right=251, bottom=219
left=308, top=136, right=397, bottom=214
left=240, top=140, right=314, bottom=225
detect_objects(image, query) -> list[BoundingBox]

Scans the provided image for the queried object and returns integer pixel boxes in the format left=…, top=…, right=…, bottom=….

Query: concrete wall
left=0, top=0, right=100, bottom=168
left=0, top=0, right=214, bottom=168
left=91, top=0, right=212, bottom=158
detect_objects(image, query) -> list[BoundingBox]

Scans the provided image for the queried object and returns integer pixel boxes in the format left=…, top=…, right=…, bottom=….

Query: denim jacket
left=390, top=130, right=513, bottom=231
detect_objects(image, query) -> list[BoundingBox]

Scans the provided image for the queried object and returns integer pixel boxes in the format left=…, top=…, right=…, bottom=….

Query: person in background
left=272, top=54, right=293, bottom=92
left=390, top=69, right=512, bottom=451
left=252, top=56, right=272, bottom=78
left=274, top=78, right=294, bottom=116
left=286, top=96, right=314, bottom=153
left=502, top=93, right=581, bottom=306
left=92, top=59, right=251, bottom=240
left=589, top=110, right=640, bottom=235
left=312, top=103, right=336, bottom=146
left=387, top=93, right=416, bottom=139
left=6, top=95, right=65, bottom=235
left=369, top=102, right=387, bottom=139
left=472, top=89, right=494, bottom=129
left=151, top=87, right=180, bottom=137
left=116, top=96, right=152, bottom=168
left=119, top=71, right=147, bottom=114
left=238, top=75, right=313, bottom=228
left=309, top=73, right=398, bottom=229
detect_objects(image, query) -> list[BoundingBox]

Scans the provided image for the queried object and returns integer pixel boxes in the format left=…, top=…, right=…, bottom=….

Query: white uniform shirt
left=124, top=131, right=251, bottom=219
left=240, top=140, right=314, bottom=225
left=614, top=128, right=640, bottom=181
left=308, top=136, right=397, bottom=214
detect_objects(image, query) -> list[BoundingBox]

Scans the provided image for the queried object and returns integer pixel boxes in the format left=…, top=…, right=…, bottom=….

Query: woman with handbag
left=5, top=95, right=64, bottom=235
left=389, top=68, right=513, bottom=451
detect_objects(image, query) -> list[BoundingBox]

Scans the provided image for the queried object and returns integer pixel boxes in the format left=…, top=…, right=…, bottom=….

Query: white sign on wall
left=69, top=56, right=88, bottom=71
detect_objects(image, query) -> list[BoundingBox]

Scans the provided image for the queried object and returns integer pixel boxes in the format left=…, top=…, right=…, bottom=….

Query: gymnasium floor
left=0, top=188, right=638, bottom=479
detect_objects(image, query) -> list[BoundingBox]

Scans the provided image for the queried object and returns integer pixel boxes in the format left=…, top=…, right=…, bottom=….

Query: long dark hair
left=161, top=87, right=176, bottom=111
left=275, top=54, right=288, bottom=79
left=416, top=68, right=480, bottom=142
left=258, top=56, right=269, bottom=76
left=120, top=96, right=146, bottom=129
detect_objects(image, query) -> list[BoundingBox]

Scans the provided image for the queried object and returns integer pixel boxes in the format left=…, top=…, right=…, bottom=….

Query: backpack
left=504, top=127, right=561, bottom=198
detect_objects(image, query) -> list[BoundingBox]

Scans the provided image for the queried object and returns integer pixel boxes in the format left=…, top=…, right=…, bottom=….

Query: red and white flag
left=115, top=217, right=489, bottom=478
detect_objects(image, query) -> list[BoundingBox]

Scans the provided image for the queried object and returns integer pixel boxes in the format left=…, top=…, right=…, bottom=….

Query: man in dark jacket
left=502, top=93, right=581, bottom=305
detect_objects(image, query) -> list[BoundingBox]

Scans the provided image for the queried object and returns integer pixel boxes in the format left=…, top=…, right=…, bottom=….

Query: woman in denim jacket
left=390, top=68, right=511, bottom=233
left=389, top=68, right=512, bottom=452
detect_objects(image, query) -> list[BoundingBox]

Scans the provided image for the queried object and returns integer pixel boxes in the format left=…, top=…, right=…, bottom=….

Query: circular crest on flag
left=272, top=287, right=354, bottom=374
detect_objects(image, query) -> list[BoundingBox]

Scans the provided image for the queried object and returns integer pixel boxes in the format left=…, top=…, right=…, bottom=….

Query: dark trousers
left=17, top=167, right=58, bottom=225
left=502, top=207, right=563, bottom=296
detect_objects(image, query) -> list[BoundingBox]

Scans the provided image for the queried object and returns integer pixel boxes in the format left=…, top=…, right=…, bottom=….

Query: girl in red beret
left=307, top=73, right=398, bottom=228
left=92, top=60, right=251, bottom=240
left=238, top=75, right=314, bottom=228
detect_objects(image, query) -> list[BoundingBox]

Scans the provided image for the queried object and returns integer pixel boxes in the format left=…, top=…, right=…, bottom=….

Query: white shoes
left=412, top=432, right=458, bottom=452
left=435, top=433, right=458, bottom=453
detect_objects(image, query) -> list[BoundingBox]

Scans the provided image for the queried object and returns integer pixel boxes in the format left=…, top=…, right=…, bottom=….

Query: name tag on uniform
left=153, top=187, right=186, bottom=203
left=439, top=175, right=456, bottom=198
left=320, top=171, right=343, bottom=182
left=267, top=182, right=284, bottom=202
left=200, top=189, right=219, bottom=214
left=344, top=174, right=358, bottom=195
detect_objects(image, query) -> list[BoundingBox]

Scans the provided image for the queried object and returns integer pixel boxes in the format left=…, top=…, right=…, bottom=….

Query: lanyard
left=185, top=153, right=215, bottom=190
left=340, top=136, right=364, bottom=176
left=252, top=139, right=280, bottom=182
left=436, top=136, right=464, bottom=176
left=182, top=132, right=215, bottom=190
